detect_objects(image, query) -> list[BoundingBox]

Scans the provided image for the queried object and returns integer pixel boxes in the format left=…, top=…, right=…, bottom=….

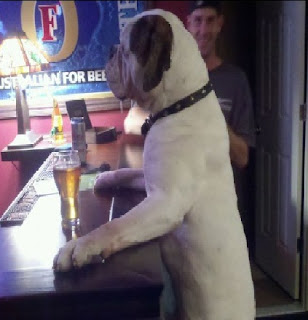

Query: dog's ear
left=130, top=15, right=173, bottom=92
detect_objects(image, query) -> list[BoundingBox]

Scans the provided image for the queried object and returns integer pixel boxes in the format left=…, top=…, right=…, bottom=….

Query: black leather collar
left=141, top=81, right=213, bottom=136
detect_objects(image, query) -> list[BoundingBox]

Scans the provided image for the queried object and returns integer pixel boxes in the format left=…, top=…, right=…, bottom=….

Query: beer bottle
left=51, top=98, right=63, bottom=140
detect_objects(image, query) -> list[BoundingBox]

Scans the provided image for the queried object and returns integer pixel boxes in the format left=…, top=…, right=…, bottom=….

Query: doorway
left=221, top=1, right=307, bottom=317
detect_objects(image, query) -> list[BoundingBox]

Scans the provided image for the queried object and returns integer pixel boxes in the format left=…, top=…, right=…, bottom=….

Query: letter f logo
left=38, top=4, right=60, bottom=41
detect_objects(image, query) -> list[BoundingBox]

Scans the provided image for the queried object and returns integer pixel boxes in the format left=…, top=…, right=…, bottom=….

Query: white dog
left=53, top=9, right=255, bottom=320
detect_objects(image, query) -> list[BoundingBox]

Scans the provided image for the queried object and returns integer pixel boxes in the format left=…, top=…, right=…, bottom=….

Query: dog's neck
left=141, top=81, right=213, bottom=136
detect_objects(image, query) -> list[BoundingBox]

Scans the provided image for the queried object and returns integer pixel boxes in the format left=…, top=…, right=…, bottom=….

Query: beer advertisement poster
left=0, top=1, right=146, bottom=111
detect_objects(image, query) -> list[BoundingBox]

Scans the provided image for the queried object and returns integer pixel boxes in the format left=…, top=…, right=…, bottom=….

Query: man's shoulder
left=210, top=62, right=250, bottom=90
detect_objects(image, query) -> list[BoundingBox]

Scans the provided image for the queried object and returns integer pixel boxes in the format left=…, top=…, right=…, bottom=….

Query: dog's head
left=105, top=9, right=209, bottom=112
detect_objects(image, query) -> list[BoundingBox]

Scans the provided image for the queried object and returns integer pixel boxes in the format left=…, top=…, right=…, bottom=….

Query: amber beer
left=53, top=150, right=81, bottom=229
left=53, top=165, right=81, bottom=200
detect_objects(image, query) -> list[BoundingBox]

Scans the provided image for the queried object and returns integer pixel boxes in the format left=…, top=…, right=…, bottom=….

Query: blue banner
left=0, top=1, right=146, bottom=103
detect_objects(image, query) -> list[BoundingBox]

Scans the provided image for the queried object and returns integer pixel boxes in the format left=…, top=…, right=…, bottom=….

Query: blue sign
left=0, top=1, right=146, bottom=103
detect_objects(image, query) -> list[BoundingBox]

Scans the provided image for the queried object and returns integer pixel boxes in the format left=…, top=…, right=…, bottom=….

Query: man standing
left=186, top=0, right=256, bottom=251
left=187, top=1, right=255, bottom=167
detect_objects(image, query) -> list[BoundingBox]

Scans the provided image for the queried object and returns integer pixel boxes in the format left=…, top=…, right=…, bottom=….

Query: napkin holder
left=85, top=126, right=117, bottom=144
left=66, top=99, right=117, bottom=144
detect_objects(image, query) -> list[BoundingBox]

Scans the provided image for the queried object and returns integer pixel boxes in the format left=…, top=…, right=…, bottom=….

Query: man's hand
left=227, top=126, right=249, bottom=169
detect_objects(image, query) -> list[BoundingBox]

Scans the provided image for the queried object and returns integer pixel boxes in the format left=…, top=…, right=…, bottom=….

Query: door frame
left=302, top=19, right=308, bottom=307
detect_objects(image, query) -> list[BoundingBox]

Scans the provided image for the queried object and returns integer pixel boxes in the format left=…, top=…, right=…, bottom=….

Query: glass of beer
left=53, top=150, right=81, bottom=230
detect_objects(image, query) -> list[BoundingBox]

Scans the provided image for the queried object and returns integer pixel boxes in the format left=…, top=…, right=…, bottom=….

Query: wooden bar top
left=0, top=134, right=163, bottom=320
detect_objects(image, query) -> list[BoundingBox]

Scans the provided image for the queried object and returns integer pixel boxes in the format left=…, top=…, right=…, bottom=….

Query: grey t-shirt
left=209, top=62, right=255, bottom=147
left=209, top=62, right=256, bottom=225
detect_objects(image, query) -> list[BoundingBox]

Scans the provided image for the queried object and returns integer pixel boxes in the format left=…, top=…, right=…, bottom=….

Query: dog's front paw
left=53, top=236, right=99, bottom=272
left=53, top=239, right=78, bottom=272
left=94, top=170, right=117, bottom=190
left=71, top=236, right=99, bottom=268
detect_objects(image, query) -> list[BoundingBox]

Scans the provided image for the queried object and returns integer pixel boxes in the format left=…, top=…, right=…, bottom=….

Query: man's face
left=187, top=7, right=223, bottom=60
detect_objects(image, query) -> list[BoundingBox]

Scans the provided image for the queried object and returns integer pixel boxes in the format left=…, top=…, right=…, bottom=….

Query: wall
left=0, top=119, right=23, bottom=216
left=153, top=1, right=189, bottom=23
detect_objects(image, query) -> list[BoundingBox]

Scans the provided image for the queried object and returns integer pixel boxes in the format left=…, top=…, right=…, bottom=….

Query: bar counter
left=0, top=134, right=163, bottom=320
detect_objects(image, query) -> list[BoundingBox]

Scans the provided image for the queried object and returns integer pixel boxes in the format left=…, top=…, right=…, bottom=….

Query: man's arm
left=227, top=126, right=249, bottom=169
left=224, top=69, right=255, bottom=169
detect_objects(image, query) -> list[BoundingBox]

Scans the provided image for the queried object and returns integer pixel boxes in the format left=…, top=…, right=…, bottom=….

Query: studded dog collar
left=141, top=81, right=213, bottom=136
